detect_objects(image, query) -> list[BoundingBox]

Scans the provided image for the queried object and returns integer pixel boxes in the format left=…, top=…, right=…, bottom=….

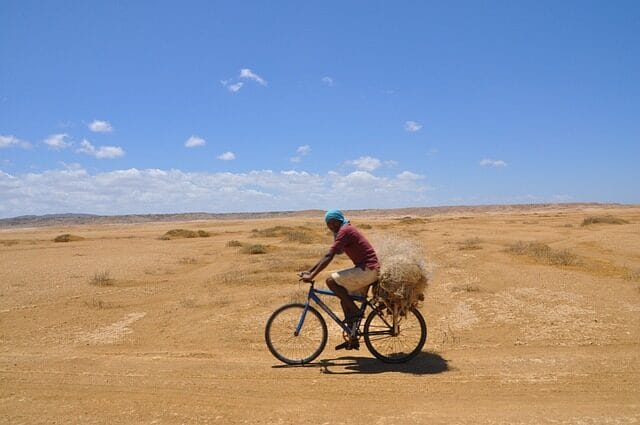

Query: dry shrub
left=226, top=240, right=243, bottom=247
left=1, top=240, right=19, bottom=246
left=626, top=269, right=640, bottom=282
left=160, top=229, right=209, bottom=240
left=458, top=237, right=482, bottom=251
left=397, top=217, right=426, bottom=225
left=241, top=244, right=267, bottom=254
left=581, top=216, right=629, bottom=226
left=507, top=241, right=578, bottom=266
left=252, top=226, right=289, bottom=237
left=180, top=297, right=197, bottom=308
left=372, top=235, right=430, bottom=314
left=90, top=270, right=113, bottom=286
left=210, top=270, right=250, bottom=285
left=53, top=234, right=85, bottom=243
left=358, top=223, right=373, bottom=229
left=450, top=284, right=480, bottom=293
left=252, top=225, right=320, bottom=244
left=284, top=229, right=314, bottom=244
left=178, top=256, right=197, bottom=264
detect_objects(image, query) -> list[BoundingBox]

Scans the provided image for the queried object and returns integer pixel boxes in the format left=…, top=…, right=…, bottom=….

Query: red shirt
left=329, top=224, right=380, bottom=270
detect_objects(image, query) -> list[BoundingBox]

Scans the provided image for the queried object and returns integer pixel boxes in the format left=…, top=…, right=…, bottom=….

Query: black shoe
left=335, top=339, right=360, bottom=351
left=343, top=312, right=363, bottom=326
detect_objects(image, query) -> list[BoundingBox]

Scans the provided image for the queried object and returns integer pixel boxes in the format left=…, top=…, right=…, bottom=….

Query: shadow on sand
left=273, top=351, right=448, bottom=375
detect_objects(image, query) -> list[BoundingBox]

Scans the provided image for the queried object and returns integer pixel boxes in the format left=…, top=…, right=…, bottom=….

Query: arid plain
left=1, top=204, right=639, bottom=424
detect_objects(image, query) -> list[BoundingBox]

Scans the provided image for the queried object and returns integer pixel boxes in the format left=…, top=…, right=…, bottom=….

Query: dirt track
left=1, top=205, right=639, bottom=424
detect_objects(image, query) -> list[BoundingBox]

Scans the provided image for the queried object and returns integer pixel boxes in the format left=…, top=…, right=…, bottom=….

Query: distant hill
left=0, top=203, right=631, bottom=229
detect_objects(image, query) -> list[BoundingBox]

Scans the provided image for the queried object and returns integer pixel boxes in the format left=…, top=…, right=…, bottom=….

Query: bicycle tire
left=363, top=306, right=427, bottom=363
left=265, top=303, right=327, bottom=365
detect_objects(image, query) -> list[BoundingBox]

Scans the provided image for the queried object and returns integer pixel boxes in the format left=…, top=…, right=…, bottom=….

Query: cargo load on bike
left=372, top=235, right=430, bottom=316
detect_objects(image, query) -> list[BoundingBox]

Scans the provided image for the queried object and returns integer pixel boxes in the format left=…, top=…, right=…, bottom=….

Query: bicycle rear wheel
left=363, top=306, right=426, bottom=363
left=265, top=303, right=327, bottom=365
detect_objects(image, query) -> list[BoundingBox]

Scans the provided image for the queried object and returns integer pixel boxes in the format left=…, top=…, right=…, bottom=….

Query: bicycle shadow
left=272, top=351, right=448, bottom=375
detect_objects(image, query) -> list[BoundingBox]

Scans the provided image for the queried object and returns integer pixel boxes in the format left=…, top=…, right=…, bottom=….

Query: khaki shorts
left=331, top=267, right=379, bottom=295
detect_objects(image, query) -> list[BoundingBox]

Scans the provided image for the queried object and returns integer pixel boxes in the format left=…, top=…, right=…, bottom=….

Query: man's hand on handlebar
left=298, top=271, right=314, bottom=283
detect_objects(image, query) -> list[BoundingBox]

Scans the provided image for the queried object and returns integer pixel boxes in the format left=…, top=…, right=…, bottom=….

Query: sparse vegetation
left=626, top=268, right=640, bottom=282
left=358, top=223, right=373, bottom=229
left=458, top=237, right=482, bottom=251
left=252, top=225, right=320, bottom=244
left=507, top=241, right=579, bottom=266
left=581, top=216, right=629, bottom=226
left=450, top=284, right=481, bottom=292
left=397, top=216, right=426, bottom=225
left=89, top=270, right=113, bottom=286
left=1, top=240, right=19, bottom=246
left=53, top=234, right=85, bottom=243
left=160, top=229, right=210, bottom=240
left=241, top=244, right=267, bottom=254
left=209, top=270, right=250, bottom=285
left=178, top=256, right=197, bottom=264
left=180, top=297, right=197, bottom=308
left=84, top=297, right=118, bottom=309
left=226, top=240, right=243, bottom=247
left=284, top=229, right=313, bottom=244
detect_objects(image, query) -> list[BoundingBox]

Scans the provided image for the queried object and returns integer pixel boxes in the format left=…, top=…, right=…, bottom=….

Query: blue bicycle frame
left=295, top=282, right=370, bottom=337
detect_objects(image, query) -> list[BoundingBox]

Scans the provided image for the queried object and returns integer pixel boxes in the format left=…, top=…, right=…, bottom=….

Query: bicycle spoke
left=265, top=304, right=327, bottom=365
left=363, top=307, right=427, bottom=363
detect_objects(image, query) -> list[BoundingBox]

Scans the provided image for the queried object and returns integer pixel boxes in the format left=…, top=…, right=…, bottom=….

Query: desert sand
left=1, top=204, right=639, bottom=424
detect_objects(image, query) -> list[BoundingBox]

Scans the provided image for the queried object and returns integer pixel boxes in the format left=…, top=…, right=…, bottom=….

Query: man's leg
left=326, top=277, right=359, bottom=320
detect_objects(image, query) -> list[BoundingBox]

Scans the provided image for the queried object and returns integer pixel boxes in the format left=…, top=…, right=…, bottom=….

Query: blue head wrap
left=324, top=209, right=349, bottom=226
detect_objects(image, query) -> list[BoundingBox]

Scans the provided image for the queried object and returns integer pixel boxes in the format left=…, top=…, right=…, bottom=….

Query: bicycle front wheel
left=265, top=303, right=327, bottom=365
left=363, top=306, right=427, bottom=363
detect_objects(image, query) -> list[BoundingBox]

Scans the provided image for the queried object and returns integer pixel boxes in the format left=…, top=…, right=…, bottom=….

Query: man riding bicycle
left=299, top=209, right=380, bottom=350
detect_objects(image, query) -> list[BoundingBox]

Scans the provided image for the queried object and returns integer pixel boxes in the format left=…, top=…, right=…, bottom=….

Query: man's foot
left=335, top=339, right=360, bottom=351
left=343, top=312, right=363, bottom=327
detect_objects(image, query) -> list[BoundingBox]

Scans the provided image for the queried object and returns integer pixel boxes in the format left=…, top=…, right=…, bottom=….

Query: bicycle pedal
left=336, top=342, right=359, bottom=351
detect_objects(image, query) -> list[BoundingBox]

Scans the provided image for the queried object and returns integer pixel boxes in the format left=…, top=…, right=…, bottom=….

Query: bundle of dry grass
left=373, top=235, right=430, bottom=314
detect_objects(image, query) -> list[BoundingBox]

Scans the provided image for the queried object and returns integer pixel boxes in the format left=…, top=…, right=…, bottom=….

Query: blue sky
left=1, top=1, right=639, bottom=218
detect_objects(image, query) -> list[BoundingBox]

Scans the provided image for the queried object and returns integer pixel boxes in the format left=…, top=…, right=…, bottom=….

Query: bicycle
left=264, top=277, right=427, bottom=365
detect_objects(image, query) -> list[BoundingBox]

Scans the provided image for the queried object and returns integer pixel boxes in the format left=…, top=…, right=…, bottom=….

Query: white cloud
left=217, top=151, right=236, bottom=161
left=479, top=158, right=507, bottom=168
left=185, top=136, right=206, bottom=148
left=43, top=133, right=72, bottom=150
left=239, top=68, right=267, bottom=86
left=404, top=121, right=422, bottom=133
left=88, top=120, right=113, bottom=133
left=0, top=135, right=31, bottom=149
left=228, top=82, right=243, bottom=92
left=77, top=139, right=125, bottom=159
left=0, top=167, right=432, bottom=218
left=297, top=145, right=311, bottom=156
left=321, top=76, right=334, bottom=87
left=291, top=145, right=312, bottom=163
left=396, top=171, right=424, bottom=180
left=346, top=156, right=382, bottom=172
left=221, top=80, right=244, bottom=93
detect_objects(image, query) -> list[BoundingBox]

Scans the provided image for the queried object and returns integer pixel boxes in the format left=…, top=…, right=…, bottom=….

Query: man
left=300, top=209, right=380, bottom=350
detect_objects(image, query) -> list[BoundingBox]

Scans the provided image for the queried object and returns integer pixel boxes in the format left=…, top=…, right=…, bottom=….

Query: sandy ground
left=1, top=205, right=639, bottom=424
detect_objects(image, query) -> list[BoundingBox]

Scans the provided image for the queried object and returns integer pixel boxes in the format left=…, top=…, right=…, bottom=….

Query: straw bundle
left=373, top=235, right=430, bottom=314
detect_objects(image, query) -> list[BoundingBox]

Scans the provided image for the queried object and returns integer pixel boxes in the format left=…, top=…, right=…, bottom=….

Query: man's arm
left=300, top=251, right=335, bottom=282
